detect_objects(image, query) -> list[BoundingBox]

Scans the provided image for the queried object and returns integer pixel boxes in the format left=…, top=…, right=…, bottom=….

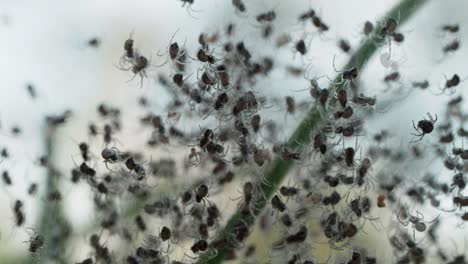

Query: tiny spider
left=397, top=209, right=439, bottom=240
left=411, top=112, right=437, bottom=142
left=24, top=229, right=44, bottom=254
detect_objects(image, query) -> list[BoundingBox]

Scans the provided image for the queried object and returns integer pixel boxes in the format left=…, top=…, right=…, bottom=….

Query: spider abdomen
left=418, top=120, right=434, bottom=133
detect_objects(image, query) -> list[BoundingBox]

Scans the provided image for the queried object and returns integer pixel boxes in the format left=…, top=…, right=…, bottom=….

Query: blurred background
left=1, top=0, right=468, bottom=263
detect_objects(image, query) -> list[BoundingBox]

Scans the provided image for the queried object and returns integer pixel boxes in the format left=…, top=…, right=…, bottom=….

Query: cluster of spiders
left=2, top=1, right=468, bottom=263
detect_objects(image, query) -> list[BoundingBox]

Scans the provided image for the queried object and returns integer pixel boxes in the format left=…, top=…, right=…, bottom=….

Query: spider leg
left=156, top=47, right=169, bottom=57
left=332, top=54, right=344, bottom=73
left=410, top=134, right=425, bottom=143
left=396, top=210, right=409, bottom=226
left=103, top=161, right=117, bottom=173
left=183, top=253, right=197, bottom=260
left=426, top=214, right=440, bottom=224
left=138, top=72, right=145, bottom=88
left=220, top=145, right=229, bottom=158
left=175, top=56, right=188, bottom=65
left=186, top=4, right=201, bottom=20
left=126, top=71, right=139, bottom=83
left=154, top=57, right=169, bottom=67
left=412, top=120, right=419, bottom=131
left=162, top=242, right=170, bottom=253
left=114, top=62, right=132, bottom=71
left=426, top=112, right=432, bottom=120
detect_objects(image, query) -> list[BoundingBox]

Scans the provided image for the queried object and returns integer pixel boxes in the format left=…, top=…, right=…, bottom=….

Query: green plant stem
left=80, top=181, right=191, bottom=235
left=200, top=0, right=429, bottom=263
left=29, top=125, right=70, bottom=264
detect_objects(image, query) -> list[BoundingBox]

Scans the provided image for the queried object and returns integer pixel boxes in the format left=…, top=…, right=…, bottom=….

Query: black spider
left=411, top=112, right=437, bottom=142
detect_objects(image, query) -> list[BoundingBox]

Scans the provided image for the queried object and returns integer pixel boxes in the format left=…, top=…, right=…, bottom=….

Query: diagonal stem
left=200, top=0, right=429, bottom=263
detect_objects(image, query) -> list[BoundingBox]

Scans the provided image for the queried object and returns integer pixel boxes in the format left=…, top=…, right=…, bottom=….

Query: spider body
left=411, top=113, right=437, bottom=142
